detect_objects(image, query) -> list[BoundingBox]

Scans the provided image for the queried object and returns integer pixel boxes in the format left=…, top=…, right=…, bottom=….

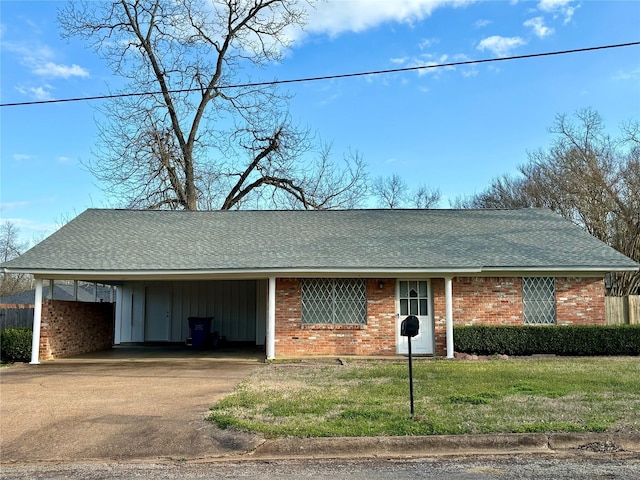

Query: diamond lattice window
left=522, top=277, right=556, bottom=325
left=302, top=278, right=367, bottom=325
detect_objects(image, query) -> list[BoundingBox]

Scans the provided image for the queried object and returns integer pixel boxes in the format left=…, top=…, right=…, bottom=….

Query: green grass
left=208, top=357, right=640, bottom=438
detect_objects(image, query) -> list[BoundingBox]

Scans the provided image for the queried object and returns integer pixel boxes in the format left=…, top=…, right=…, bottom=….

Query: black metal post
left=408, top=337, right=414, bottom=417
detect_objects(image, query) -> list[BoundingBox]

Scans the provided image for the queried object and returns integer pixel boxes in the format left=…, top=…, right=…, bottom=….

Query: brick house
left=2, top=208, right=637, bottom=363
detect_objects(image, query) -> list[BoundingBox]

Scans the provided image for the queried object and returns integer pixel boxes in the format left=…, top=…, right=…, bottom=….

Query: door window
left=398, top=280, right=429, bottom=316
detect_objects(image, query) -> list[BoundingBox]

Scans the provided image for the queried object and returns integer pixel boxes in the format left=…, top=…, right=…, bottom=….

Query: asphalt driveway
left=0, top=350, right=263, bottom=463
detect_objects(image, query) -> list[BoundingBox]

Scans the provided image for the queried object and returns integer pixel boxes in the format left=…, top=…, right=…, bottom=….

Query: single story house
left=2, top=208, right=638, bottom=363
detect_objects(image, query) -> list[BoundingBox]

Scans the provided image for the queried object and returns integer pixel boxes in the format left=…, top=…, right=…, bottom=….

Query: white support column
left=266, top=277, right=276, bottom=360
left=30, top=278, right=43, bottom=365
left=445, top=276, right=454, bottom=359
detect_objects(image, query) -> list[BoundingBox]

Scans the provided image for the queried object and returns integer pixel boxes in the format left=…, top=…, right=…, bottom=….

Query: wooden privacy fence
left=605, top=296, right=640, bottom=325
left=0, top=305, right=34, bottom=330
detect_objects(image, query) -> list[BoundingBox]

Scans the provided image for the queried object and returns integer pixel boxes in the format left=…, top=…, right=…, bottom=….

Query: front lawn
left=208, top=357, right=640, bottom=437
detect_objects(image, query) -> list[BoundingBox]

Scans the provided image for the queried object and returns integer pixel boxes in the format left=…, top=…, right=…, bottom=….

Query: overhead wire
left=1, top=41, right=638, bottom=108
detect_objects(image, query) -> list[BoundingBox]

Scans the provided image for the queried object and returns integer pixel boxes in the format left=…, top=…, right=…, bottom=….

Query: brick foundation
left=39, top=300, right=114, bottom=361
left=275, top=276, right=606, bottom=358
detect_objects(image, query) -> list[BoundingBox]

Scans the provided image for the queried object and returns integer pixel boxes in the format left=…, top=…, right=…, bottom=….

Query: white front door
left=144, top=286, right=171, bottom=341
left=396, top=280, right=434, bottom=355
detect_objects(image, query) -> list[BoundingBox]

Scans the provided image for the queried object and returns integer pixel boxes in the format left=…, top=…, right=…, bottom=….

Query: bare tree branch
left=59, top=0, right=365, bottom=213
left=461, top=108, right=640, bottom=295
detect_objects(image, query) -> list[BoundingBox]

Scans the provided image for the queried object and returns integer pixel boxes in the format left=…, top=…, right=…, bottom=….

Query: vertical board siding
left=116, top=280, right=260, bottom=343
left=256, top=280, right=267, bottom=345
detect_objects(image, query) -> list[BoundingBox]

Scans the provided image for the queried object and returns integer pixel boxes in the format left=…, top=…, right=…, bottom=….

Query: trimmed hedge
left=0, top=327, right=32, bottom=363
left=454, top=325, right=640, bottom=356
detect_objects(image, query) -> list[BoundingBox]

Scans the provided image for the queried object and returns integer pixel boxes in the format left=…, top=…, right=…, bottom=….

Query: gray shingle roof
left=2, top=208, right=638, bottom=275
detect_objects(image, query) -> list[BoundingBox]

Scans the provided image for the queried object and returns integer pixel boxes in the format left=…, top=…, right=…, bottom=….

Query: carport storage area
left=115, top=279, right=267, bottom=347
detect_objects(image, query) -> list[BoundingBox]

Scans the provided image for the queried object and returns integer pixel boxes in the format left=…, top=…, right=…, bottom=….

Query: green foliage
left=454, top=325, right=640, bottom=356
left=0, top=327, right=32, bottom=363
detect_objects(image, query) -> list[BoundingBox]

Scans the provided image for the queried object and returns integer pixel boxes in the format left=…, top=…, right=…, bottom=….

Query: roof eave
left=4, top=264, right=637, bottom=281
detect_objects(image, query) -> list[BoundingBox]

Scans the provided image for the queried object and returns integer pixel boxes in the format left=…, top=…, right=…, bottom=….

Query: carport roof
left=2, top=208, right=638, bottom=276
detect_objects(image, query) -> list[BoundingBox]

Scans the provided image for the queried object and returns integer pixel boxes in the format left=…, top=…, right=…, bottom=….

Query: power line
left=1, top=41, right=638, bottom=108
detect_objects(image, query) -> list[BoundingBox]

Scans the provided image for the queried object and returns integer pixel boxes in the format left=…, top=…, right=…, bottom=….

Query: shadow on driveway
left=0, top=347, right=264, bottom=463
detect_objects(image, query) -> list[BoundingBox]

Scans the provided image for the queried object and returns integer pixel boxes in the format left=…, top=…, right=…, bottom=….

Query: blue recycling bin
left=188, top=317, right=212, bottom=349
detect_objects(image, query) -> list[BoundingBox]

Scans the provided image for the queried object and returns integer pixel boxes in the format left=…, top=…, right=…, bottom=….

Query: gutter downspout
left=30, top=278, right=43, bottom=365
left=445, top=276, right=454, bottom=359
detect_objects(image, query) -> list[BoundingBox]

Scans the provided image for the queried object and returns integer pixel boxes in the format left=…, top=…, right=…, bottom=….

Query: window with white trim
left=522, top=277, right=556, bottom=325
left=301, top=278, right=367, bottom=325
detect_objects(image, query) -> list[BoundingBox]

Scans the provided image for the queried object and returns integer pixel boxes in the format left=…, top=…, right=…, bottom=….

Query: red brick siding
left=39, top=300, right=114, bottom=361
left=432, top=277, right=523, bottom=356
left=556, top=277, right=606, bottom=325
left=274, top=276, right=606, bottom=357
left=275, top=278, right=396, bottom=356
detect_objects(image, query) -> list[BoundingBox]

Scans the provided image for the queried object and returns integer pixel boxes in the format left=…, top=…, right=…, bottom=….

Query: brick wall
left=556, top=277, right=606, bottom=325
left=432, top=276, right=606, bottom=355
left=275, top=278, right=397, bottom=356
left=274, top=276, right=606, bottom=358
left=39, top=300, right=114, bottom=361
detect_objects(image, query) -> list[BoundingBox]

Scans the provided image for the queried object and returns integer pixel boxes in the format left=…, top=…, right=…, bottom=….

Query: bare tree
left=461, top=108, right=639, bottom=295
left=372, top=174, right=407, bottom=209
left=0, top=222, right=32, bottom=297
left=372, top=174, right=440, bottom=209
left=59, top=0, right=366, bottom=211
left=412, top=184, right=441, bottom=209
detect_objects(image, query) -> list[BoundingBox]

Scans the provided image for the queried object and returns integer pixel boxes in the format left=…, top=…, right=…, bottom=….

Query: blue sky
left=1, top=0, right=639, bottom=246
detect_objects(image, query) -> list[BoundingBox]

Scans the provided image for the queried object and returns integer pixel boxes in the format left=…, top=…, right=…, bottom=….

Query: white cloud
left=15, top=85, right=53, bottom=101
left=32, top=62, right=89, bottom=79
left=2, top=39, right=89, bottom=79
left=418, top=38, right=438, bottom=50
left=0, top=217, right=57, bottom=236
left=612, top=67, right=640, bottom=81
left=297, top=0, right=476, bottom=38
left=411, top=53, right=454, bottom=77
left=524, top=16, right=554, bottom=38
left=12, top=154, right=35, bottom=161
left=474, top=19, right=492, bottom=28
left=537, top=0, right=577, bottom=24
left=477, top=35, right=527, bottom=57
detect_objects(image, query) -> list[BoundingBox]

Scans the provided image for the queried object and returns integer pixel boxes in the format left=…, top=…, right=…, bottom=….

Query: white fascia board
left=16, top=267, right=483, bottom=281
left=480, top=265, right=639, bottom=275
left=9, top=264, right=636, bottom=281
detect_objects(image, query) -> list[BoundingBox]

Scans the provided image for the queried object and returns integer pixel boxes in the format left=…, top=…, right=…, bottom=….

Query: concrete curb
left=248, top=433, right=640, bottom=460
left=548, top=432, right=640, bottom=452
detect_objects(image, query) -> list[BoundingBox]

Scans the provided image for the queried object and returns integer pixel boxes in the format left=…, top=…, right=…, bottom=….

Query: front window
left=301, top=278, right=367, bottom=325
left=522, top=277, right=556, bottom=325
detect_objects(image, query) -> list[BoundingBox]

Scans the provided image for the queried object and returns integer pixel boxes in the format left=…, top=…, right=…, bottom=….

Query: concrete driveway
left=0, top=349, right=263, bottom=463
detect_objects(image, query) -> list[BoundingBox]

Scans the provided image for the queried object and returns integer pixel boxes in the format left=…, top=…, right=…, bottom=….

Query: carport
left=26, top=275, right=275, bottom=363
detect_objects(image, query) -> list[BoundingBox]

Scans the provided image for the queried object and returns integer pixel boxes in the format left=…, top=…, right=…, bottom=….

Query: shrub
left=454, top=325, right=640, bottom=356
left=0, top=327, right=32, bottom=363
